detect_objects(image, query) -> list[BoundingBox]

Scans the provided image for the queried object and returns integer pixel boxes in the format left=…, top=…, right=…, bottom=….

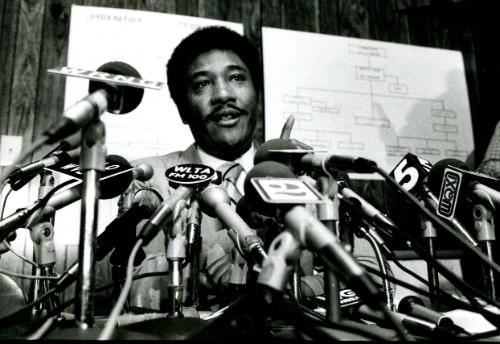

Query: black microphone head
left=88, top=61, right=144, bottom=114
left=427, top=158, right=470, bottom=195
left=100, top=155, right=133, bottom=199
left=254, top=138, right=313, bottom=166
left=244, top=161, right=296, bottom=216
left=398, top=295, right=425, bottom=314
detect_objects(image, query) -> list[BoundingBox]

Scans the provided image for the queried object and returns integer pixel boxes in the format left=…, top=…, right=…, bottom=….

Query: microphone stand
left=316, top=176, right=341, bottom=321
left=29, top=170, right=59, bottom=315
left=75, top=119, right=106, bottom=329
left=165, top=200, right=188, bottom=317
left=185, top=199, right=202, bottom=309
left=472, top=192, right=497, bottom=300
left=420, top=205, right=440, bottom=305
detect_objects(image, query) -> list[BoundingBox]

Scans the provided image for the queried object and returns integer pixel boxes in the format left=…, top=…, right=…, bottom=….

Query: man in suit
left=117, top=26, right=262, bottom=311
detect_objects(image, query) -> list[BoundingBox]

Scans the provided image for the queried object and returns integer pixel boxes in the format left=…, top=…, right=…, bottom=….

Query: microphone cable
left=98, top=238, right=143, bottom=340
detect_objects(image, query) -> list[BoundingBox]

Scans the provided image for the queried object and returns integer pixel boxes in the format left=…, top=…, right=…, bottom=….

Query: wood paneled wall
left=0, top=0, right=498, bottom=300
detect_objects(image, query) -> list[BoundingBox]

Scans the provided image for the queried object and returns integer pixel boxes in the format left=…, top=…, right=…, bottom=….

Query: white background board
left=262, top=27, right=474, bottom=176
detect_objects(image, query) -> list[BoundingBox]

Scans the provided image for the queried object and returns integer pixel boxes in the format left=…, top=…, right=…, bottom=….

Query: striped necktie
left=217, top=162, right=244, bottom=206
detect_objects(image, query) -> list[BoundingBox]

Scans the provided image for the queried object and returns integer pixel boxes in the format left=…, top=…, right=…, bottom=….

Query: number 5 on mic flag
left=390, top=153, right=432, bottom=193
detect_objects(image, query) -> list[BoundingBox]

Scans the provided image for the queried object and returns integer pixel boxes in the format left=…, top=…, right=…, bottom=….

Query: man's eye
left=193, top=80, right=210, bottom=90
left=230, top=74, right=246, bottom=82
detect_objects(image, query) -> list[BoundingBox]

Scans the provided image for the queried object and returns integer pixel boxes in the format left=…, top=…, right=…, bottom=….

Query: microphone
left=97, top=188, right=162, bottom=263
left=0, top=159, right=152, bottom=242
left=244, top=161, right=382, bottom=308
left=391, top=155, right=477, bottom=246
left=44, top=61, right=145, bottom=144
left=6, top=149, right=80, bottom=190
left=196, top=185, right=267, bottom=267
left=356, top=304, right=459, bottom=338
left=138, top=163, right=217, bottom=245
left=398, top=295, right=457, bottom=330
left=337, top=181, right=397, bottom=232
left=427, top=158, right=500, bottom=219
left=254, top=138, right=378, bottom=174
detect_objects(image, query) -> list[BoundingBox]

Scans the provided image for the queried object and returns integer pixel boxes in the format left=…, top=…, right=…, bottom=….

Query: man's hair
left=167, top=26, right=261, bottom=112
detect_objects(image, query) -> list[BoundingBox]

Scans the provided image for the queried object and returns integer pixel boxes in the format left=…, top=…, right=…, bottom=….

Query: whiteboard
left=262, top=27, right=474, bottom=177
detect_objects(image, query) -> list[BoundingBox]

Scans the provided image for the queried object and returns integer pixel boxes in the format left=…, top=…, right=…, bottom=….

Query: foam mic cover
left=254, top=138, right=313, bottom=166
left=100, top=155, right=135, bottom=199
left=88, top=61, right=144, bottom=114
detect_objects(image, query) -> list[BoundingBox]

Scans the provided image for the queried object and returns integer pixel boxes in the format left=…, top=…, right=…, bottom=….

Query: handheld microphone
left=398, top=295, right=456, bottom=329
left=356, top=304, right=459, bottom=338
left=7, top=149, right=80, bottom=191
left=337, top=181, right=397, bottom=232
left=0, top=159, right=152, bottom=241
left=98, top=188, right=162, bottom=263
left=244, top=161, right=382, bottom=308
left=196, top=185, right=267, bottom=267
left=254, top=138, right=378, bottom=174
left=44, top=61, right=146, bottom=144
left=138, top=164, right=216, bottom=246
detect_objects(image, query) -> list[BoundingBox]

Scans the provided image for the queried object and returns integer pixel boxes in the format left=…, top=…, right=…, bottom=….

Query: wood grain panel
left=33, top=0, right=74, bottom=160
left=82, top=0, right=129, bottom=8
left=0, top=1, right=20, bottom=135
left=366, top=0, right=410, bottom=43
left=261, top=0, right=282, bottom=28
left=337, top=0, right=370, bottom=38
left=7, top=0, right=45, bottom=292
left=319, top=0, right=340, bottom=35
left=130, top=0, right=175, bottom=13
left=175, top=0, right=199, bottom=17
left=281, top=0, right=318, bottom=32
left=198, top=0, right=242, bottom=22
left=242, top=0, right=263, bottom=145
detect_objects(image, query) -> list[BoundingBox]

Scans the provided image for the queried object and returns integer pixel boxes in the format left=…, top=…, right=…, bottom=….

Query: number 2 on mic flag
left=250, top=178, right=324, bottom=204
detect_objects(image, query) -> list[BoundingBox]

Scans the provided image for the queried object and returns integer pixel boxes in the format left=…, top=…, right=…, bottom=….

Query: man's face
left=182, top=49, right=258, bottom=160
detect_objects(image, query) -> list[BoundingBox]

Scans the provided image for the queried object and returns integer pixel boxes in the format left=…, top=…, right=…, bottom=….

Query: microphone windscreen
left=88, top=61, right=144, bottom=114
left=254, top=139, right=296, bottom=165
left=133, top=188, right=163, bottom=213
left=134, top=163, right=154, bottom=182
left=244, top=161, right=296, bottom=216
left=427, top=158, right=470, bottom=195
left=254, top=138, right=313, bottom=166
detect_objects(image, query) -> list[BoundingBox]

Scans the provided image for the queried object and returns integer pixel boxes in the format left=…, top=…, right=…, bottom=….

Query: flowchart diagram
left=263, top=27, right=474, bottom=174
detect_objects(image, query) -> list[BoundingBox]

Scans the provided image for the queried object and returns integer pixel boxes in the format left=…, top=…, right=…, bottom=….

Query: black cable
left=363, top=264, right=500, bottom=325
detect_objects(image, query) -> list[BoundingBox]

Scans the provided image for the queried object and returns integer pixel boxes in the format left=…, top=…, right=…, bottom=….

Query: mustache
left=208, top=104, right=247, bottom=120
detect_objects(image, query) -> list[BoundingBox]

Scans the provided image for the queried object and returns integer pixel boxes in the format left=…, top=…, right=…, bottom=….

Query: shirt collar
left=196, top=145, right=255, bottom=173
